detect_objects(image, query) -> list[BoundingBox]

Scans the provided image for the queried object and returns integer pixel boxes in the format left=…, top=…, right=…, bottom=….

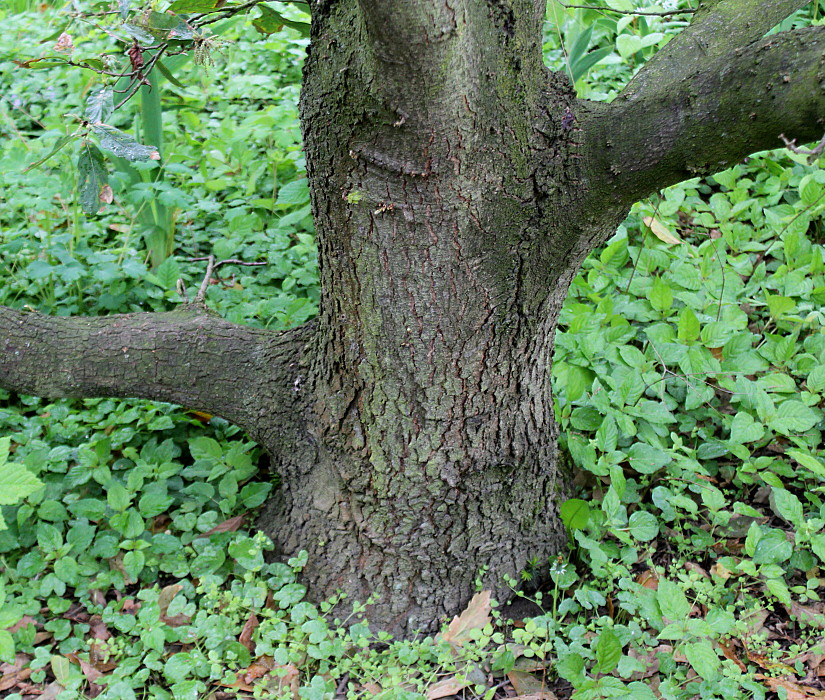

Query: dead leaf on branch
left=643, top=216, right=682, bottom=245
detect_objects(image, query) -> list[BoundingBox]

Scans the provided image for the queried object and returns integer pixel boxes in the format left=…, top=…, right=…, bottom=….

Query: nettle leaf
left=770, top=488, right=804, bottom=528
left=85, top=87, right=114, bottom=123
left=0, top=438, right=44, bottom=529
left=276, top=177, right=310, bottom=206
left=594, top=628, right=622, bottom=674
left=770, top=400, right=821, bottom=435
left=657, top=578, right=690, bottom=621
left=90, top=123, right=160, bottom=162
left=787, top=448, right=825, bottom=479
left=684, top=641, right=719, bottom=679
left=752, top=528, right=793, bottom=565
left=729, top=411, right=764, bottom=444
left=77, top=144, right=108, bottom=215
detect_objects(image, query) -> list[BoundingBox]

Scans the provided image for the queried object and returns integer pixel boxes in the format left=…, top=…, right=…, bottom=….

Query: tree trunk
left=251, top=0, right=631, bottom=635
left=2, top=0, right=825, bottom=638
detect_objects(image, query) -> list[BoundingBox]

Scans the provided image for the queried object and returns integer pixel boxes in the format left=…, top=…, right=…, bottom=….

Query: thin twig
left=560, top=3, right=695, bottom=16
left=195, top=255, right=217, bottom=302
left=188, top=256, right=267, bottom=303
left=779, top=133, right=825, bottom=165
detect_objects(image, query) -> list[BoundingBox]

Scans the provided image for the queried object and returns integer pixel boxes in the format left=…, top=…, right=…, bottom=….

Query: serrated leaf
left=787, top=449, right=825, bottom=479
left=0, top=466, right=44, bottom=506
left=85, top=87, right=114, bottom=123
left=77, top=144, right=108, bottom=215
left=771, top=488, right=803, bottom=527
left=90, top=123, right=160, bottom=162
left=276, top=178, right=310, bottom=206
left=684, top=641, right=719, bottom=679
left=657, top=578, right=690, bottom=621
left=595, top=628, right=622, bottom=674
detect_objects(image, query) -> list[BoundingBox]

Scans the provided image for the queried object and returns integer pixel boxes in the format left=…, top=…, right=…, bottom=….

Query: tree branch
left=0, top=305, right=309, bottom=439
left=618, top=0, right=810, bottom=103
left=582, top=26, right=825, bottom=206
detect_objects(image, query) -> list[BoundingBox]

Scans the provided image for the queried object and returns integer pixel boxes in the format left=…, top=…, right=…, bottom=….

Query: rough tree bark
left=2, top=0, right=824, bottom=636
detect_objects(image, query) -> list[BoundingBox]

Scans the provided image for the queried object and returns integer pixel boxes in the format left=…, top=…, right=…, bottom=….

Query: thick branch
left=618, top=0, right=810, bottom=103
left=0, top=305, right=308, bottom=438
left=582, top=27, right=825, bottom=206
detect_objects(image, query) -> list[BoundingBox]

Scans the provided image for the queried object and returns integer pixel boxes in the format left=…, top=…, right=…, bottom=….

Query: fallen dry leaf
left=0, top=654, right=33, bottom=692
left=440, top=591, right=491, bottom=648
left=239, top=612, right=259, bottom=652
left=756, top=674, right=825, bottom=699
left=158, top=584, right=191, bottom=626
left=426, top=675, right=471, bottom=699
left=507, top=669, right=554, bottom=696
left=199, top=515, right=245, bottom=537
left=786, top=600, right=825, bottom=630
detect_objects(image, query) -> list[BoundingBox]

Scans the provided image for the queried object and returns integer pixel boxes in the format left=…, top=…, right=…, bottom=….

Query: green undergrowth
left=2, top=1, right=825, bottom=699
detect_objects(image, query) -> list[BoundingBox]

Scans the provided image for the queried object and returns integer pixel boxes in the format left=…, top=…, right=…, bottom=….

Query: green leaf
left=627, top=443, right=671, bottom=474
left=729, top=411, right=764, bottom=444
left=561, top=498, right=591, bottom=530
left=90, top=123, right=160, bottom=162
left=615, top=34, right=643, bottom=58
left=771, top=488, right=803, bottom=527
left=85, top=87, right=114, bottom=123
left=276, top=178, right=311, bottom=206
left=770, top=400, right=820, bottom=435
left=77, top=144, right=108, bottom=215
left=765, top=577, right=792, bottom=606
left=752, top=529, right=793, bottom=564
left=23, top=134, right=76, bottom=173
left=253, top=4, right=311, bottom=37
left=107, top=482, right=131, bottom=512
left=684, top=641, right=719, bottom=679
left=787, top=449, right=825, bottom=479
left=0, top=464, right=43, bottom=506
left=657, top=578, right=690, bottom=621
left=0, top=631, right=15, bottom=664
left=677, top=307, right=699, bottom=343
left=595, top=628, right=622, bottom=674
left=628, top=511, right=659, bottom=542
left=168, top=0, right=223, bottom=11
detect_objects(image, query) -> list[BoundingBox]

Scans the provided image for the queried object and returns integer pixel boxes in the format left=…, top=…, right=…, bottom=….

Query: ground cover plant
left=2, top=0, right=825, bottom=698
